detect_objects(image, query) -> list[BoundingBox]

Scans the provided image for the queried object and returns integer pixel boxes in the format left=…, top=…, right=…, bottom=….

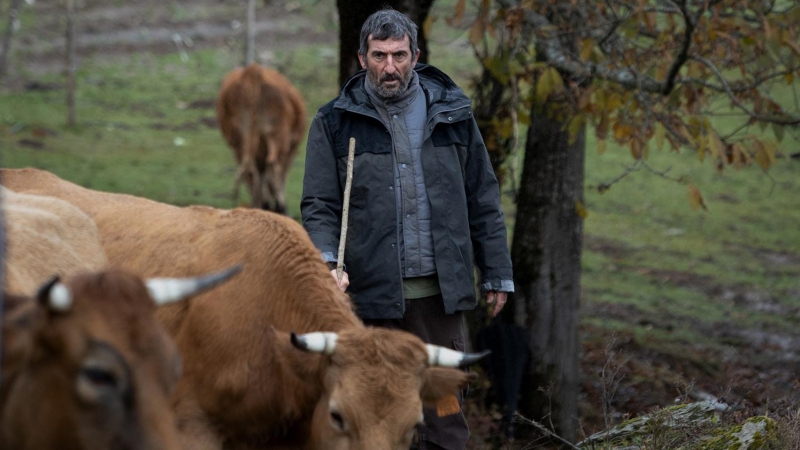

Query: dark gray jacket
left=301, top=64, right=513, bottom=320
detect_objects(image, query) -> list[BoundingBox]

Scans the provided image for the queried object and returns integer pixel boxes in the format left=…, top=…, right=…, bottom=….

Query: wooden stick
left=337, top=137, right=356, bottom=283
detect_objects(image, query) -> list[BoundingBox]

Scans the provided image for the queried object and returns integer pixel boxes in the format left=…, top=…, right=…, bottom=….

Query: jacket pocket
left=430, top=122, right=467, bottom=147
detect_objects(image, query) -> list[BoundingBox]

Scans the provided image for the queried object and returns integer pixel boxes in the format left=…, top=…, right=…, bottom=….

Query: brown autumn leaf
left=469, top=19, right=484, bottom=47
left=688, top=185, right=708, bottom=211
left=753, top=139, right=771, bottom=170
left=708, top=132, right=724, bottom=160
left=612, top=121, right=632, bottom=142
left=597, top=139, right=606, bottom=155
left=423, top=14, right=436, bottom=39
left=447, top=0, right=466, bottom=27
left=654, top=122, right=666, bottom=151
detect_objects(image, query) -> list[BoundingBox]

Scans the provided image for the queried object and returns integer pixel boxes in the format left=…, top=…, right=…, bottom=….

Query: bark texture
left=508, top=101, right=585, bottom=442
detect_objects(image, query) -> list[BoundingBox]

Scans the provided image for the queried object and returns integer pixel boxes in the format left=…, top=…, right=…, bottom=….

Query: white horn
left=426, top=344, right=491, bottom=368
left=146, top=265, right=242, bottom=306
left=48, top=283, right=73, bottom=312
left=291, top=332, right=338, bottom=355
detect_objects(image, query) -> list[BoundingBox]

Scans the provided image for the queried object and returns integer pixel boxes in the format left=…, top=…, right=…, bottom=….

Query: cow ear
left=419, top=367, right=477, bottom=406
left=269, top=327, right=329, bottom=381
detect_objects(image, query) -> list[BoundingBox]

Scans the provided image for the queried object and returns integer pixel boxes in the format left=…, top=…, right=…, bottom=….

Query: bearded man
left=301, top=7, right=514, bottom=450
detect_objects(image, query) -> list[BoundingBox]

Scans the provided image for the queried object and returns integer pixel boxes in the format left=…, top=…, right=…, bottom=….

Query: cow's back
left=0, top=168, right=360, bottom=436
left=1, top=185, right=108, bottom=295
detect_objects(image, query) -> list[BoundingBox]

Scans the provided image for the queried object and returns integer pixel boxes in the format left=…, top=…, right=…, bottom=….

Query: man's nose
left=384, top=57, right=397, bottom=73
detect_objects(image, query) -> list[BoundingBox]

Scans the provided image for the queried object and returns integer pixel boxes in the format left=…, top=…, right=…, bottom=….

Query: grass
left=2, top=0, right=800, bottom=444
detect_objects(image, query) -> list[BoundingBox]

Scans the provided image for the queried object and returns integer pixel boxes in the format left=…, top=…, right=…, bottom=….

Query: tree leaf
left=536, top=68, right=554, bottom=101
left=549, top=67, right=565, bottom=93
left=696, top=135, right=706, bottom=162
left=423, top=14, right=436, bottom=39
left=612, top=121, right=632, bottom=142
left=772, top=123, right=785, bottom=142
left=580, top=38, right=595, bottom=62
left=709, top=132, right=724, bottom=160
left=447, top=0, right=466, bottom=27
left=654, top=122, right=666, bottom=151
left=574, top=200, right=589, bottom=219
left=596, top=112, right=610, bottom=140
left=753, top=140, right=771, bottom=170
left=629, top=140, right=640, bottom=159
left=568, top=115, right=585, bottom=145
left=688, top=185, right=708, bottom=211
left=469, top=19, right=483, bottom=46
left=732, top=142, right=744, bottom=169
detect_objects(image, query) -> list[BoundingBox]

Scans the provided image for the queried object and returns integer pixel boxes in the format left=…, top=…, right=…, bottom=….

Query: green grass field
left=2, top=0, right=800, bottom=441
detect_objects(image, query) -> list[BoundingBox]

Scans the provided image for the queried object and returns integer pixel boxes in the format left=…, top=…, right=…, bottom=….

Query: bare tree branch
left=661, top=0, right=695, bottom=95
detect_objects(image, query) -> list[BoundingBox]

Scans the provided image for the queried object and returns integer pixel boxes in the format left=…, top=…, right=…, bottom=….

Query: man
left=301, top=7, right=513, bottom=449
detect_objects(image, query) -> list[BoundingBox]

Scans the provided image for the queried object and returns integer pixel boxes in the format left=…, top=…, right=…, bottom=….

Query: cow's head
left=291, top=327, right=488, bottom=450
left=1, top=266, right=240, bottom=450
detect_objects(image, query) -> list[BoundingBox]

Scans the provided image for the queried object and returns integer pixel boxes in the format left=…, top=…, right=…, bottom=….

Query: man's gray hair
left=358, top=7, right=419, bottom=57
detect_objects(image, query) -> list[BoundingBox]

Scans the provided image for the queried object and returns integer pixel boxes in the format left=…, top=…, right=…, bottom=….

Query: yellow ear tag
left=436, top=394, right=461, bottom=417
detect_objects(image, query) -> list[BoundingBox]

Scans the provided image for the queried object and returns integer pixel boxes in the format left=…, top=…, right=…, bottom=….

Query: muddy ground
left=4, top=0, right=800, bottom=448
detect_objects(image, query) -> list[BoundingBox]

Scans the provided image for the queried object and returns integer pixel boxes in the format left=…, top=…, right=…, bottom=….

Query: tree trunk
left=65, top=0, right=77, bottom=127
left=0, top=0, right=23, bottom=79
left=244, top=0, right=256, bottom=65
left=335, top=0, right=434, bottom=86
left=509, top=101, right=585, bottom=443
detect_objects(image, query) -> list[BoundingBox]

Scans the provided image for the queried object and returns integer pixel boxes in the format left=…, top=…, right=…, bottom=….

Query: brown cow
left=1, top=168, right=487, bottom=450
left=0, top=184, right=242, bottom=449
left=216, top=63, right=306, bottom=214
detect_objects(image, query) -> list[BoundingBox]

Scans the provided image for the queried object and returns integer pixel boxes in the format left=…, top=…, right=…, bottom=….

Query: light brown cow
left=0, top=183, right=242, bottom=450
left=1, top=168, right=487, bottom=450
left=216, top=63, right=307, bottom=214
left=1, top=186, right=108, bottom=295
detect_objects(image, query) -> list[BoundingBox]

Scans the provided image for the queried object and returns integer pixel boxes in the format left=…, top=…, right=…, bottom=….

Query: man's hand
left=329, top=269, right=349, bottom=292
left=486, top=291, right=507, bottom=318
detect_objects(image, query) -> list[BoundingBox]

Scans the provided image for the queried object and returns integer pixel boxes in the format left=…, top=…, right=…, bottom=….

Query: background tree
left=464, top=0, right=800, bottom=442
left=0, top=0, right=23, bottom=79
left=65, top=0, right=77, bottom=126
left=244, top=0, right=256, bottom=65
left=336, top=0, right=435, bottom=86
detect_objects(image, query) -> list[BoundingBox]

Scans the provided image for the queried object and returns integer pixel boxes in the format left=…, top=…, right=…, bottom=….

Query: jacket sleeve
left=464, top=115, right=515, bottom=293
left=301, top=111, right=342, bottom=264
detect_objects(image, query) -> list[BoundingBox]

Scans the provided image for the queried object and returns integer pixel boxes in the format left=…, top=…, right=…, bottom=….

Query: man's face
left=359, top=35, right=420, bottom=99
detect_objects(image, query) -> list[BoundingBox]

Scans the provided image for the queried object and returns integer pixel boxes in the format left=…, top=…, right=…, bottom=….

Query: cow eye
left=82, top=367, right=118, bottom=389
left=329, top=410, right=345, bottom=431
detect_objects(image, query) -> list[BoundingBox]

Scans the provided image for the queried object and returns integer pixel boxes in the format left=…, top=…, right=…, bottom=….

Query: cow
left=216, top=63, right=307, bottom=214
left=1, top=186, right=108, bottom=295
left=1, top=167, right=489, bottom=450
left=1, top=184, right=242, bottom=449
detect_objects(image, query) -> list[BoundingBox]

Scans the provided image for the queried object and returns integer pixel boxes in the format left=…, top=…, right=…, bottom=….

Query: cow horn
left=426, top=345, right=491, bottom=368
left=290, top=332, right=338, bottom=355
left=35, top=276, right=72, bottom=312
left=146, top=265, right=243, bottom=306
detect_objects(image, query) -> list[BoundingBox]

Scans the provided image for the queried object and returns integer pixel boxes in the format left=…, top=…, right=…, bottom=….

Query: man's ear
left=412, top=49, right=420, bottom=68
left=419, top=367, right=477, bottom=406
left=358, top=53, right=367, bottom=70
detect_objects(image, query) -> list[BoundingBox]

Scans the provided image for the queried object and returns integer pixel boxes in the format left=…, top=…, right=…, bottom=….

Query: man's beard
left=368, top=70, right=412, bottom=99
